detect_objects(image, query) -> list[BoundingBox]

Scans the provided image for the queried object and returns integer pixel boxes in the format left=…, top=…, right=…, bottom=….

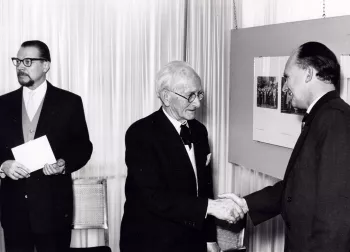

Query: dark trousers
left=4, top=228, right=71, bottom=252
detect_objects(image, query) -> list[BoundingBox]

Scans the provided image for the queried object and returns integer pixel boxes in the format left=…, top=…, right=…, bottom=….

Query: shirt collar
left=23, top=80, right=48, bottom=100
left=162, top=108, right=186, bottom=134
left=306, top=92, right=329, bottom=114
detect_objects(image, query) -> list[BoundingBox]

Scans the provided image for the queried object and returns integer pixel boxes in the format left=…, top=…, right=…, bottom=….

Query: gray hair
left=155, top=61, right=201, bottom=97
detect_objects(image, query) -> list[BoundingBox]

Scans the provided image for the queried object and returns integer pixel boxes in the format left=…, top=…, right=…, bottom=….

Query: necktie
left=301, top=112, right=309, bottom=130
left=26, top=91, right=36, bottom=121
left=180, top=123, right=192, bottom=149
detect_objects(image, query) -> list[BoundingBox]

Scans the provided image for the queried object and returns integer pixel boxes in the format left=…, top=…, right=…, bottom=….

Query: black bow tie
left=180, top=124, right=192, bottom=149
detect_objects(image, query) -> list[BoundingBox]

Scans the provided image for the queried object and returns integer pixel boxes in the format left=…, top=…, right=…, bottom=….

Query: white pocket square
left=206, top=153, right=212, bottom=166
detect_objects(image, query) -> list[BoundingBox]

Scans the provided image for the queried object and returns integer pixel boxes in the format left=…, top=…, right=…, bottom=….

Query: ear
left=43, top=61, right=51, bottom=73
left=161, top=90, right=171, bottom=106
left=305, top=67, right=313, bottom=83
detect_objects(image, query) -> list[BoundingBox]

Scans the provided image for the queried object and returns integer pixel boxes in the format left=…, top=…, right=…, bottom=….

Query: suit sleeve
left=200, top=127, right=217, bottom=242
left=244, top=180, right=283, bottom=225
left=0, top=100, right=6, bottom=165
left=125, top=123, right=208, bottom=230
left=62, top=96, right=93, bottom=173
left=0, top=98, right=12, bottom=166
left=307, top=109, right=350, bottom=251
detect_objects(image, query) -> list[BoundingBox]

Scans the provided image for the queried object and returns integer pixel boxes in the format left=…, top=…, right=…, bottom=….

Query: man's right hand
left=207, top=198, right=246, bottom=224
left=1, top=160, right=30, bottom=180
left=218, top=193, right=249, bottom=214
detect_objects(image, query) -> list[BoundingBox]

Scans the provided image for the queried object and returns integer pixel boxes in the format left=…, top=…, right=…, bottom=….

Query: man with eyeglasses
left=120, top=61, right=243, bottom=252
left=0, top=40, right=93, bottom=252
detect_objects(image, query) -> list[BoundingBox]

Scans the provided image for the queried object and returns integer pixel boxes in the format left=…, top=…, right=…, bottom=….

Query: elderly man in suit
left=0, top=40, right=93, bottom=252
left=221, top=41, right=350, bottom=252
left=120, top=61, right=243, bottom=252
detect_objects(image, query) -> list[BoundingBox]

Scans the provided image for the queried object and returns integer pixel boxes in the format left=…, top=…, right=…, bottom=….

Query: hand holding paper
left=1, top=160, right=30, bottom=180
left=11, top=135, right=56, bottom=173
left=43, top=159, right=66, bottom=175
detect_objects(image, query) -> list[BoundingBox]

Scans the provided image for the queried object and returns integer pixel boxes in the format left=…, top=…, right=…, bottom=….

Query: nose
left=17, top=62, right=26, bottom=70
left=192, top=95, right=201, bottom=108
left=282, top=82, right=289, bottom=92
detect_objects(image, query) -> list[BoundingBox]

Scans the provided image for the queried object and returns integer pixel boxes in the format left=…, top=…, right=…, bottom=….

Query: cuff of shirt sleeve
left=0, top=163, right=6, bottom=178
left=242, top=198, right=249, bottom=213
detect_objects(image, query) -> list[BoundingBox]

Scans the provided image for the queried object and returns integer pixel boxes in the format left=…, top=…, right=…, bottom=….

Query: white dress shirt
left=23, top=81, right=47, bottom=121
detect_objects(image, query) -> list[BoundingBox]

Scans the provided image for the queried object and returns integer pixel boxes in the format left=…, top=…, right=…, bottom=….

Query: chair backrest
left=216, top=217, right=247, bottom=251
left=72, top=179, right=109, bottom=246
left=69, top=246, right=111, bottom=252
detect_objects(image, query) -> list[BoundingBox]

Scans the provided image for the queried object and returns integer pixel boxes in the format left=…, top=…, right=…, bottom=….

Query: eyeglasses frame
left=11, top=57, right=48, bottom=67
left=168, top=89, right=204, bottom=103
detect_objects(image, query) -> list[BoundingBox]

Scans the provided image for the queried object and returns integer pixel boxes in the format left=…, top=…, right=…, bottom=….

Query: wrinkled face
left=16, top=46, right=48, bottom=89
left=167, top=75, right=202, bottom=122
left=283, top=54, right=309, bottom=109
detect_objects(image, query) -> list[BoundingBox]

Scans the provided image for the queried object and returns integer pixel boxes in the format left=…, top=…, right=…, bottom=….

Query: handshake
left=207, top=193, right=249, bottom=224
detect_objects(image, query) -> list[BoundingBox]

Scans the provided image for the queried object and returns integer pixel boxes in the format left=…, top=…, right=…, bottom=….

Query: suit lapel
left=10, top=88, right=25, bottom=146
left=35, top=82, right=58, bottom=138
left=155, top=109, right=197, bottom=188
left=188, top=121, right=204, bottom=170
left=284, top=125, right=310, bottom=179
left=155, top=108, right=192, bottom=163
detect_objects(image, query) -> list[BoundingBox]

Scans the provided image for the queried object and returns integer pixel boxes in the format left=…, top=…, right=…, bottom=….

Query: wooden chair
left=71, top=179, right=109, bottom=247
left=216, top=217, right=247, bottom=251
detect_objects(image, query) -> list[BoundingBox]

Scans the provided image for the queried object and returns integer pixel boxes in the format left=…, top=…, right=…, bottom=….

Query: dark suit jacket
left=0, top=82, right=93, bottom=234
left=245, top=91, right=350, bottom=252
left=120, top=108, right=216, bottom=252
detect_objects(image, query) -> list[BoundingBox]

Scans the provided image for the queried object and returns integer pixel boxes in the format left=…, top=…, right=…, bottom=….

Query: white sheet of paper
left=11, top=135, right=56, bottom=173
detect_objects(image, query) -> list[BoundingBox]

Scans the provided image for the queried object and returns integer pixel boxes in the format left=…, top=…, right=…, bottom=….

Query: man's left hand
left=43, top=159, right=66, bottom=175
left=207, top=242, right=222, bottom=252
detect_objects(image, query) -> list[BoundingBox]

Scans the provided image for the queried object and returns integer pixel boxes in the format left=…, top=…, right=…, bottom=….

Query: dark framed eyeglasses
left=168, top=90, right=204, bottom=103
left=11, top=57, right=48, bottom=67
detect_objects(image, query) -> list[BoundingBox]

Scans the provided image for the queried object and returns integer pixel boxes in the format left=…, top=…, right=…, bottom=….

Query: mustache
left=17, top=71, right=29, bottom=77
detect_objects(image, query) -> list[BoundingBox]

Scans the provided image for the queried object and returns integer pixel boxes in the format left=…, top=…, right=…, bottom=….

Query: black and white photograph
left=257, top=76, right=278, bottom=109
left=253, top=56, right=302, bottom=150
left=281, top=77, right=307, bottom=115
left=1, top=2, right=350, bottom=252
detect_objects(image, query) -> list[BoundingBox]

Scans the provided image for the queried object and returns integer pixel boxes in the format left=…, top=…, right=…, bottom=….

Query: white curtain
left=240, top=0, right=323, bottom=28
left=186, top=0, right=234, bottom=195
left=240, top=0, right=350, bottom=28
left=229, top=164, right=285, bottom=251
left=0, top=0, right=185, bottom=251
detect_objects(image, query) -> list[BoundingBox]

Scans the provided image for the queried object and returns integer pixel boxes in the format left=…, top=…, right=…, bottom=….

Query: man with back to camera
left=220, top=41, right=350, bottom=252
left=120, top=61, right=244, bottom=252
left=0, top=40, right=93, bottom=252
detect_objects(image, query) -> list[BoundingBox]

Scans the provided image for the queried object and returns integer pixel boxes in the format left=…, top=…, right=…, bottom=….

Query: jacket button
left=287, top=196, right=292, bottom=202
